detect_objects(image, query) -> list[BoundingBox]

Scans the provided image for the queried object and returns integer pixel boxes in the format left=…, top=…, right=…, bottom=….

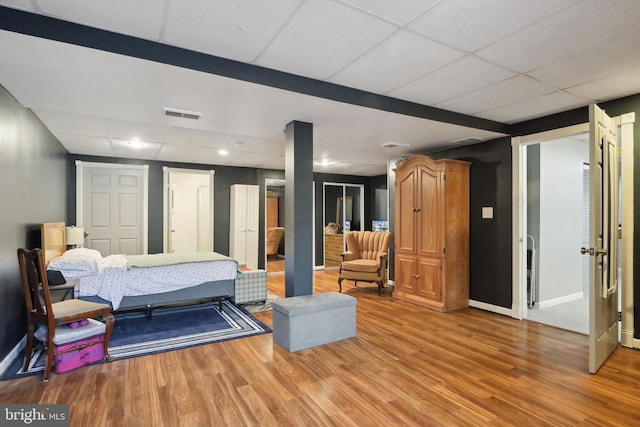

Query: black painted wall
left=0, top=85, right=68, bottom=361
left=428, top=138, right=513, bottom=308
left=386, top=138, right=512, bottom=308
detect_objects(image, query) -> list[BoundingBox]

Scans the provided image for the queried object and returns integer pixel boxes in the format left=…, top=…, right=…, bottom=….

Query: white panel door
left=245, top=185, right=259, bottom=270
left=587, top=104, right=619, bottom=373
left=79, top=163, right=147, bottom=256
left=229, top=184, right=259, bottom=269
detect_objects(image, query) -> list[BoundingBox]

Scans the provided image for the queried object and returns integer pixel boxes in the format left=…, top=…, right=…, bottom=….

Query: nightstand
left=49, top=278, right=78, bottom=301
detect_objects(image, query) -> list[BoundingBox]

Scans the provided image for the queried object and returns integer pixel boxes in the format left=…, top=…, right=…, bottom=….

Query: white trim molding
left=469, top=300, right=514, bottom=318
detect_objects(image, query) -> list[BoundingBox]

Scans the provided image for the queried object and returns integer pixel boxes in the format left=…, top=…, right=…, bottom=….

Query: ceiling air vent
left=163, top=107, right=202, bottom=120
left=452, top=137, right=484, bottom=145
left=381, top=142, right=410, bottom=148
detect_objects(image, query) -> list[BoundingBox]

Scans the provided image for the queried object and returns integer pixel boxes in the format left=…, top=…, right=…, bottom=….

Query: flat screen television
left=372, top=220, right=388, bottom=232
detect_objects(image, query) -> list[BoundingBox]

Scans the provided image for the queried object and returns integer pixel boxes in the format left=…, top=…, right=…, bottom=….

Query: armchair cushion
left=341, top=259, right=380, bottom=273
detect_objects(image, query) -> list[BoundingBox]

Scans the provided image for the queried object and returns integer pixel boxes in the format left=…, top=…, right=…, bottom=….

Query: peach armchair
left=338, top=231, right=391, bottom=295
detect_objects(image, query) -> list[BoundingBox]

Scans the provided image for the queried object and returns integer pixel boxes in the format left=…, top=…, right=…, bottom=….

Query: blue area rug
left=1, top=301, right=270, bottom=380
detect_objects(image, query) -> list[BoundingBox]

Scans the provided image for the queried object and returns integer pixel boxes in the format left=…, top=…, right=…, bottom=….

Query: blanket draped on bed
left=126, top=252, right=237, bottom=269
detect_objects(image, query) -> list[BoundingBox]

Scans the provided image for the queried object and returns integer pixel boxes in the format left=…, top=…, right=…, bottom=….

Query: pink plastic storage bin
left=36, top=318, right=107, bottom=374
left=53, top=333, right=105, bottom=373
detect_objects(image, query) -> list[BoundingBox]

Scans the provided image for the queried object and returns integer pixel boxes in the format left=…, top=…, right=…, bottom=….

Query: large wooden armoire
left=393, top=155, right=470, bottom=312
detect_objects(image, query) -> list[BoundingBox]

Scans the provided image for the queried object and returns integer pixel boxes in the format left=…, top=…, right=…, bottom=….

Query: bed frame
left=41, top=222, right=235, bottom=317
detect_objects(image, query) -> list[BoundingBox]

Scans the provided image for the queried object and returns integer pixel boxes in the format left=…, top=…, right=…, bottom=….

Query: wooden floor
left=2, top=268, right=640, bottom=426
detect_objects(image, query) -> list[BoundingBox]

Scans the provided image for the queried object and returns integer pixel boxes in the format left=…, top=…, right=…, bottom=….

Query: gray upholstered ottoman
left=233, top=270, right=267, bottom=304
left=271, top=292, right=356, bottom=352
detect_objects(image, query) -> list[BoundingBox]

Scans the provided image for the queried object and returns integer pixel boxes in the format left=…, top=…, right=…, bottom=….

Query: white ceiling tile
left=57, top=134, right=113, bottom=156
left=389, top=55, right=517, bottom=105
left=32, top=109, right=108, bottom=136
left=529, top=36, right=640, bottom=89
left=106, top=120, right=167, bottom=143
left=163, top=0, right=301, bottom=62
left=35, top=0, right=165, bottom=40
left=256, top=0, right=397, bottom=79
left=409, top=0, right=579, bottom=52
left=155, top=144, right=206, bottom=164
left=259, top=156, right=286, bottom=171
left=0, top=1, right=36, bottom=12
left=330, top=30, right=464, bottom=93
left=477, top=91, right=589, bottom=124
left=337, top=0, right=437, bottom=25
left=436, top=75, right=556, bottom=115
left=477, top=0, right=640, bottom=73
left=230, top=152, right=268, bottom=167
left=567, top=68, right=640, bottom=102
left=162, top=127, right=222, bottom=147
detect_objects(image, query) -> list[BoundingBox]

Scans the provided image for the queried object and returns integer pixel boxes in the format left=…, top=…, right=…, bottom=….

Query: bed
left=41, top=222, right=238, bottom=315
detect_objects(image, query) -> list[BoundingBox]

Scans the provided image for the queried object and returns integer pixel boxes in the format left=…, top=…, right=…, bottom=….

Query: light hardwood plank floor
left=2, top=268, right=640, bottom=426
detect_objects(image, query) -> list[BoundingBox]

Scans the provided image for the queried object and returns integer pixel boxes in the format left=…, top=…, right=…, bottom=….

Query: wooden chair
left=338, top=231, right=391, bottom=295
left=266, top=227, right=285, bottom=258
left=17, top=248, right=115, bottom=382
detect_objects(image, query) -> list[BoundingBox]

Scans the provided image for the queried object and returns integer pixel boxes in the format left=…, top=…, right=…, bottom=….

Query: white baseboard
left=0, top=335, right=25, bottom=376
left=469, top=300, right=514, bottom=318
left=634, top=338, right=640, bottom=350
left=621, top=327, right=635, bottom=348
left=537, top=292, right=583, bottom=309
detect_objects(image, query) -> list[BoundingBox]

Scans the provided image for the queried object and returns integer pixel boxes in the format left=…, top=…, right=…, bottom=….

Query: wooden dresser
left=393, top=155, right=470, bottom=312
left=324, top=233, right=344, bottom=266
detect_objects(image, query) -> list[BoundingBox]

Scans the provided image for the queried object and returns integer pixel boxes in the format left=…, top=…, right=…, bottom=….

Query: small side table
left=49, top=279, right=78, bottom=301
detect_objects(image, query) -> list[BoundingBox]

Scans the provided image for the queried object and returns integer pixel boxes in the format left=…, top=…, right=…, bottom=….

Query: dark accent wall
left=429, top=138, right=513, bottom=308
left=387, top=138, right=513, bottom=309
left=0, top=84, right=68, bottom=360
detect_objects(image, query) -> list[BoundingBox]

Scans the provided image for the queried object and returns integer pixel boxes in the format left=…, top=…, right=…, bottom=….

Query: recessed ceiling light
left=128, top=138, right=144, bottom=148
left=315, top=159, right=334, bottom=167
left=218, top=149, right=229, bottom=156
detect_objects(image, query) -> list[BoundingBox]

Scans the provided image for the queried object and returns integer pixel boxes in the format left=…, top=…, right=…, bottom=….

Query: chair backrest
left=345, top=231, right=391, bottom=260
left=17, top=248, right=54, bottom=323
left=267, top=227, right=285, bottom=254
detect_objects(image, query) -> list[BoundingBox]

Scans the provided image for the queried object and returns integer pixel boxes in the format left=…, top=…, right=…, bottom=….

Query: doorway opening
left=265, top=178, right=285, bottom=273
left=322, top=183, right=365, bottom=268
left=162, top=167, right=214, bottom=253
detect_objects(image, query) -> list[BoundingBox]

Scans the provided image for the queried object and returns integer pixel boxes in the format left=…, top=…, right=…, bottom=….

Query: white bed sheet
left=73, top=258, right=238, bottom=310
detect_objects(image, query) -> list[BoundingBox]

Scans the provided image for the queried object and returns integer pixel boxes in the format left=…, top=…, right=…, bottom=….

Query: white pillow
left=48, top=255, right=99, bottom=278
left=63, top=248, right=103, bottom=260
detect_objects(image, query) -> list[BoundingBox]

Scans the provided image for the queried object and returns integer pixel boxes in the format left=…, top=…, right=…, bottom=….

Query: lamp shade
left=65, top=226, right=85, bottom=246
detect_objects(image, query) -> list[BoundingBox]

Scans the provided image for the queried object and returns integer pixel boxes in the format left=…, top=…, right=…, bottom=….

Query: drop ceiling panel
left=57, top=134, right=113, bottom=156
left=162, top=127, right=222, bottom=147
left=0, top=0, right=32, bottom=12
left=258, top=156, right=286, bottom=171
left=106, top=120, right=167, bottom=143
left=34, top=0, right=165, bottom=40
left=227, top=152, right=268, bottom=167
left=32, top=109, right=108, bottom=137
left=436, top=75, right=556, bottom=115
left=389, top=55, right=517, bottom=105
left=330, top=30, right=464, bottom=94
left=256, top=0, right=397, bottom=79
left=409, top=0, right=579, bottom=52
left=338, top=0, right=437, bottom=25
left=155, top=144, right=207, bottom=164
left=163, top=0, right=301, bottom=62
left=476, top=90, right=588, bottom=124
left=529, top=36, right=640, bottom=89
left=567, top=68, right=640, bottom=101
left=477, top=0, right=640, bottom=73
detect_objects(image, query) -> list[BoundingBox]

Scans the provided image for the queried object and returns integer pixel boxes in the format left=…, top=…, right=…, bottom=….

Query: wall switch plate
left=482, top=207, right=493, bottom=219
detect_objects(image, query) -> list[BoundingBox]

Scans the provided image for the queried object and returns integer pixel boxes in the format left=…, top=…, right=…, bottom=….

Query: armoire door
left=417, top=165, right=443, bottom=258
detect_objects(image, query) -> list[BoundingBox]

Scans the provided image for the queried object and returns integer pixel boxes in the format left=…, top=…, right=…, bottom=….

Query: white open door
left=586, top=104, right=619, bottom=373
